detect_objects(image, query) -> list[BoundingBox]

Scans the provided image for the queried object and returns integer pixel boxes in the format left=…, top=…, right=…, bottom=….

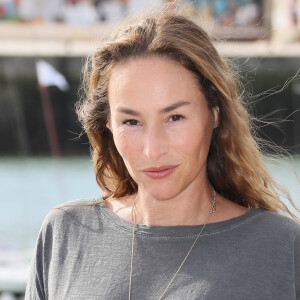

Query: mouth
left=141, top=165, right=178, bottom=179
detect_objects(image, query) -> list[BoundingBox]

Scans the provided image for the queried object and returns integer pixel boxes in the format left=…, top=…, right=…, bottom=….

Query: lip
left=141, top=165, right=178, bottom=179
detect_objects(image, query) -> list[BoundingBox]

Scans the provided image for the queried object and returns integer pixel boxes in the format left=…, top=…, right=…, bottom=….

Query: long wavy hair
left=76, top=8, right=299, bottom=221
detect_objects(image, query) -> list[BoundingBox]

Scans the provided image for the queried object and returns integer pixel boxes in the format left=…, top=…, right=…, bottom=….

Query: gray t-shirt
left=25, top=198, right=300, bottom=300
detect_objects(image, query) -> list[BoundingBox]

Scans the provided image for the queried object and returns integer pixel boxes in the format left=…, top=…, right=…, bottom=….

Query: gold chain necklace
left=128, top=188, right=216, bottom=300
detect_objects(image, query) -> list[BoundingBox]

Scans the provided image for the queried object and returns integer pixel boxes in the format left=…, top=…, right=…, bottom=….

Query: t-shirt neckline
left=98, top=200, right=264, bottom=237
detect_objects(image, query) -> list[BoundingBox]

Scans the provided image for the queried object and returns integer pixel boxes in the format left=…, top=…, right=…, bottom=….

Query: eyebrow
left=116, top=100, right=191, bottom=116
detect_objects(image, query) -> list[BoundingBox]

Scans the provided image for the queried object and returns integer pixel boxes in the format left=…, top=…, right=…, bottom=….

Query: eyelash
left=169, top=114, right=184, bottom=122
left=122, top=114, right=184, bottom=126
left=123, top=119, right=140, bottom=126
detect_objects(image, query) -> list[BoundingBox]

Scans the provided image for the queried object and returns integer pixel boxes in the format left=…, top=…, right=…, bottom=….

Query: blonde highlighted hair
left=76, top=8, right=299, bottom=221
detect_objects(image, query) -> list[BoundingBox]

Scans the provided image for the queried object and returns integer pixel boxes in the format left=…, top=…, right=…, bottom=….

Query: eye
left=169, top=114, right=184, bottom=122
left=123, top=119, right=140, bottom=126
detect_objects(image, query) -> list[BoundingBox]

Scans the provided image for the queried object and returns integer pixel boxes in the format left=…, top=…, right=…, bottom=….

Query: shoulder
left=250, top=208, right=300, bottom=240
left=229, top=209, right=300, bottom=260
left=215, top=196, right=300, bottom=238
left=257, top=209, right=299, bottom=230
left=41, top=197, right=106, bottom=233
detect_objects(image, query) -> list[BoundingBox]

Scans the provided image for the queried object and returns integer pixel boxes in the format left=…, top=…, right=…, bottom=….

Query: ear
left=106, top=119, right=112, bottom=131
left=212, top=106, right=219, bottom=128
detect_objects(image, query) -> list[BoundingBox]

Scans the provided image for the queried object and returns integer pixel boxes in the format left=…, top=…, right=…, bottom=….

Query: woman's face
left=108, top=56, right=218, bottom=201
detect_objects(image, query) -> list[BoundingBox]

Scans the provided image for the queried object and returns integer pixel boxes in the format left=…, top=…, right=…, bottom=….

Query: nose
left=143, top=125, right=168, bottom=160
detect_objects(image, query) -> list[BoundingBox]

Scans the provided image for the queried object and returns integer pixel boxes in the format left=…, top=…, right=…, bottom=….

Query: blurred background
left=0, top=0, right=299, bottom=299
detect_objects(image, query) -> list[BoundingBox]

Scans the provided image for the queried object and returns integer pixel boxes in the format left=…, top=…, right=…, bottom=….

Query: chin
left=140, top=181, right=183, bottom=201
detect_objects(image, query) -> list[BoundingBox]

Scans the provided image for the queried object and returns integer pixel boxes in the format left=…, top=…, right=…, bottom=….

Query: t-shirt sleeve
left=25, top=235, right=46, bottom=299
left=25, top=211, right=56, bottom=300
left=24, top=199, right=101, bottom=299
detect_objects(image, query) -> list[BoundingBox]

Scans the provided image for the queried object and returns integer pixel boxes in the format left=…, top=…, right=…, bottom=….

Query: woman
left=26, top=8, right=300, bottom=300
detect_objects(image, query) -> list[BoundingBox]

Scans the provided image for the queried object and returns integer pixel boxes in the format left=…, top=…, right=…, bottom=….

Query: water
left=0, top=157, right=101, bottom=251
left=266, top=157, right=300, bottom=213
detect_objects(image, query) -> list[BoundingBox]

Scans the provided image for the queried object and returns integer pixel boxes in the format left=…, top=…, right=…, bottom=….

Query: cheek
left=112, top=128, right=139, bottom=165
left=173, top=124, right=213, bottom=159
left=114, top=135, right=140, bottom=181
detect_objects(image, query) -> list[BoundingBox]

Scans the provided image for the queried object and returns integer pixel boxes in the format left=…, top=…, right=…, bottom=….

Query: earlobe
left=106, top=121, right=111, bottom=131
left=213, top=106, right=219, bottom=128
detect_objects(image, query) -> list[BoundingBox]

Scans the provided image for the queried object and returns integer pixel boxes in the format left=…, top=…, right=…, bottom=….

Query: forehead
left=108, top=56, right=203, bottom=108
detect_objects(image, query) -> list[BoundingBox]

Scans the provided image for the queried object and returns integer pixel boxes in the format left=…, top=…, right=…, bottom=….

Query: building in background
left=179, top=0, right=263, bottom=27
left=0, top=0, right=19, bottom=20
left=272, top=0, right=300, bottom=42
left=0, top=0, right=299, bottom=41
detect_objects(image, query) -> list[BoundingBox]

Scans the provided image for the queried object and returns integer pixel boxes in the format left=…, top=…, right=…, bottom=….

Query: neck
left=133, top=180, right=215, bottom=226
